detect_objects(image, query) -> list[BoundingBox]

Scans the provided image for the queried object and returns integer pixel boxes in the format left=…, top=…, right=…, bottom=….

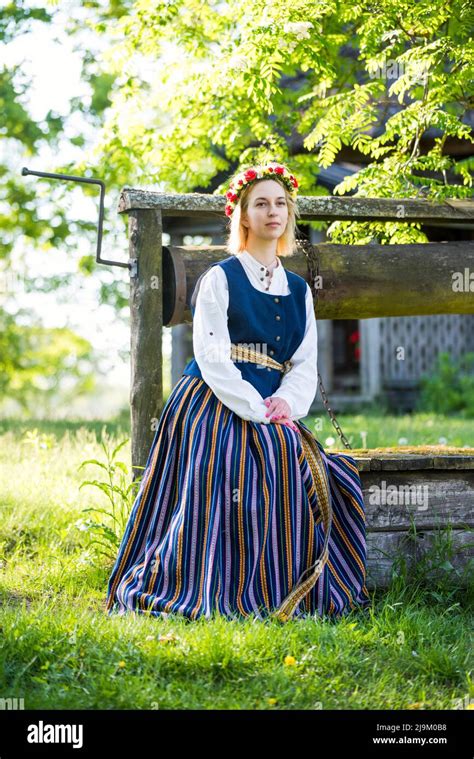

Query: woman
left=105, top=161, right=371, bottom=623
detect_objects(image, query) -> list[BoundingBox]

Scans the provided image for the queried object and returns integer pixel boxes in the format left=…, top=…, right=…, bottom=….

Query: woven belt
left=230, top=342, right=333, bottom=623
left=230, top=343, right=293, bottom=375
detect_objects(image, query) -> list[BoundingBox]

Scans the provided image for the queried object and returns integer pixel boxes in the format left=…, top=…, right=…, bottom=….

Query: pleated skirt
left=105, top=375, right=371, bottom=622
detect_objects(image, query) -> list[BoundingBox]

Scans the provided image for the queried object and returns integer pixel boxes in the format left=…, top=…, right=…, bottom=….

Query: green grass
left=1, top=405, right=472, bottom=450
left=305, top=407, right=474, bottom=451
left=0, top=417, right=472, bottom=710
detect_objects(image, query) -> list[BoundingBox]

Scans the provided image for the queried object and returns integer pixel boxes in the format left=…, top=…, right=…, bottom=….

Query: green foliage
left=77, top=437, right=144, bottom=565
left=3, top=0, right=474, bottom=259
left=0, top=3, right=52, bottom=43
left=0, top=310, right=98, bottom=415
left=416, top=351, right=474, bottom=417
left=1, top=2, right=129, bottom=309
left=385, top=519, right=473, bottom=598
left=64, top=0, right=474, bottom=249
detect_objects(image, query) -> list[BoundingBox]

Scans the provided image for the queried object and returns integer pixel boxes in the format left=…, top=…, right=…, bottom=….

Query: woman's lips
left=266, top=223, right=280, bottom=226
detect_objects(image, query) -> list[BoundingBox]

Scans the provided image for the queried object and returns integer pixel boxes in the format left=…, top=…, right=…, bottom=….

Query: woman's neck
left=244, top=246, right=279, bottom=269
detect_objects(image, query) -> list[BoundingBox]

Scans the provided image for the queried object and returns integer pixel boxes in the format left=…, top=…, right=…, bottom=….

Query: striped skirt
left=105, top=375, right=371, bottom=621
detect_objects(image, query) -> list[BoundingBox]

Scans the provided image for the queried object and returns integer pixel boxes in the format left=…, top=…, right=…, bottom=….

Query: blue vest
left=182, top=255, right=307, bottom=398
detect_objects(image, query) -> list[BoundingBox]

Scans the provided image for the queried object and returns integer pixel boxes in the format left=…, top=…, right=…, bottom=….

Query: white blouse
left=192, top=249, right=318, bottom=424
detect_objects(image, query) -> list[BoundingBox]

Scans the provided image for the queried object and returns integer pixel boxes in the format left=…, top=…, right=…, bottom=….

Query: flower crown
left=224, top=162, right=299, bottom=217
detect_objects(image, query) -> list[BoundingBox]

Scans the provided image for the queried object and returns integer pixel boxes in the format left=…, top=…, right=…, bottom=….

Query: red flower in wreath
left=244, top=169, right=258, bottom=182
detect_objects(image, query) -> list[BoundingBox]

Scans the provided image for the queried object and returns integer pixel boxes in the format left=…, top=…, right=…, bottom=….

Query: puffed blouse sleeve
left=192, top=266, right=271, bottom=424
left=271, top=283, right=318, bottom=420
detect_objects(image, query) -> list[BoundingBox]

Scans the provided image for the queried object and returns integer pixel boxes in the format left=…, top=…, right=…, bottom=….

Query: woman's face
left=242, top=180, right=289, bottom=240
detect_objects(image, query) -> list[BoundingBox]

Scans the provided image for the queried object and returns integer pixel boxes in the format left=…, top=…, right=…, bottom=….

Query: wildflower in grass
left=158, top=633, right=178, bottom=643
left=284, top=655, right=296, bottom=666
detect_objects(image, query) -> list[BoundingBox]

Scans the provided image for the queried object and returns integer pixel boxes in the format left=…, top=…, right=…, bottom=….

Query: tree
left=60, top=0, right=473, bottom=246
left=1, top=2, right=128, bottom=409
left=2, top=0, right=473, bottom=410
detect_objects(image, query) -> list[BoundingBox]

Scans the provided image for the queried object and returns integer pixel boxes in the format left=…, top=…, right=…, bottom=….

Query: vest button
left=260, top=277, right=264, bottom=281
left=275, top=315, right=281, bottom=320
left=260, top=267, right=264, bottom=271
left=274, top=297, right=279, bottom=303
left=276, top=336, right=280, bottom=341
left=265, top=286, right=269, bottom=290
left=269, top=350, right=274, bottom=355
left=267, top=367, right=271, bottom=371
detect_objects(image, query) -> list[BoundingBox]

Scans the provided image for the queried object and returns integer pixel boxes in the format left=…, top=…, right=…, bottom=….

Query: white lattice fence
left=380, top=314, right=474, bottom=383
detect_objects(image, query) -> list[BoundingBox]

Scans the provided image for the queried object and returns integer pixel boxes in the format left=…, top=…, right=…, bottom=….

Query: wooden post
left=129, top=208, right=163, bottom=479
left=361, top=318, right=381, bottom=399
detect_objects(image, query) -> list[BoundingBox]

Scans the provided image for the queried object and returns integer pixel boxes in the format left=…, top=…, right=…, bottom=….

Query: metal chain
left=297, top=238, right=352, bottom=450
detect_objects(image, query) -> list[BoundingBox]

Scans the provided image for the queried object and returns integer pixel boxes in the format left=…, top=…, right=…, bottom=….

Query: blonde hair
left=225, top=176, right=300, bottom=258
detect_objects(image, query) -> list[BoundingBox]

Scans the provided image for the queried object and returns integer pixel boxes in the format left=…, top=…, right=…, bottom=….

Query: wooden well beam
left=119, top=189, right=474, bottom=226
left=163, top=241, right=474, bottom=324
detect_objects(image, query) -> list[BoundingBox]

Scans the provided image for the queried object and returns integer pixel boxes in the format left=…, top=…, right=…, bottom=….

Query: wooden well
left=355, top=450, right=474, bottom=588
left=118, top=189, right=474, bottom=588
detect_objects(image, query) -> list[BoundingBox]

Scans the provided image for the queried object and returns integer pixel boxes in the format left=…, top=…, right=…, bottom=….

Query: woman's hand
left=264, top=397, right=299, bottom=432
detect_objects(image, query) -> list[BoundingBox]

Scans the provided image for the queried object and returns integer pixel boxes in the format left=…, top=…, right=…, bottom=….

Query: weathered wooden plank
left=366, top=529, right=473, bottom=589
left=129, top=209, right=164, bottom=478
left=357, top=455, right=474, bottom=588
left=353, top=450, right=474, bottom=472
left=362, top=470, right=474, bottom=530
left=162, top=242, right=474, bottom=322
left=363, top=454, right=474, bottom=471
left=118, top=189, right=474, bottom=225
